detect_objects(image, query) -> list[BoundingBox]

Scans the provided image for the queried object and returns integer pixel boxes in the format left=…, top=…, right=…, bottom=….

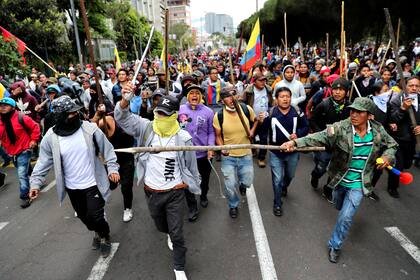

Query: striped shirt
left=341, top=122, right=373, bottom=189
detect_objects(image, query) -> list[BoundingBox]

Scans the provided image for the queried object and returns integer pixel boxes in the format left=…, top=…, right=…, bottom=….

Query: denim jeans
left=255, top=117, right=270, bottom=160
left=269, top=152, right=299, bottom=208
left=12, top=150, right=33, bottom=200
left=221, top=155, right=254, bottom=208
left=328, top=185, right=363, bottom=250
left=311, top=151, right=332, bottom=179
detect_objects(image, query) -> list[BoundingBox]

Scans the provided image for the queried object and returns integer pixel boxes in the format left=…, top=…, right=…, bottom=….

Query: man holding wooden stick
left=280, top=97, right=397, bottom=263
left=115, top=84, right=201, bottom=280
left=213, top=86, right=258, bottom=218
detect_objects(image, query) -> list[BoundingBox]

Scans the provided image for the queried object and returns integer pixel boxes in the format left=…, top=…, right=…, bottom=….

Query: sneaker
left=200, top=197, right=209, bottom=208
left=328, top=248, right=340, bottom=263
left=0, top=172, right=6, bottom=188
left=258, top=160, right=266, bottom=168
left=310, top=176, right=319, bottom=189
left=167, top=234, right=173, bottom=251
left=123, top=208, right=133, bottom=222
left=239, top=185, right=247, bottom=196
left=322, top=186, right=333, bottom=204
left=367, top=191, right=380, bottom=201
left=20, top=199, right=32, bottom=209
left=388, top=189, right=400, bottom=198
left=188, top=208, right=199, bottom=222
left=1, top=160, right=10, bottom=168
left=92, top=232, right=100, bottom=250
left=174, top=269, right=188, bottom=280
left=229, top=207, right=238, bottom=218
left=100, top=237, right=111, bottom=258
left=273, top=206, right=283, bottom=216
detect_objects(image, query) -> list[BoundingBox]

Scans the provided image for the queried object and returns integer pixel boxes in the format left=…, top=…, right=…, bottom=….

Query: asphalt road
left=0, top=153, right=419, bottom=280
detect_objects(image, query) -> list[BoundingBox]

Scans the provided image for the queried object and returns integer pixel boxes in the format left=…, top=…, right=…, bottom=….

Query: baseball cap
left=220, top=86, right=237, bottom=99
left=331, top=77, right=350, bottom=90
left=46, top=85, right=61, bottom=94
left=152, top=88, right=166, bottom=99
left=52, top=95, right=83, bottom=113
left=348, top=97, right=375, bottom=114
left=0, top=97, right=16, bottom=107
left=155, top=95, right=179, bottom=115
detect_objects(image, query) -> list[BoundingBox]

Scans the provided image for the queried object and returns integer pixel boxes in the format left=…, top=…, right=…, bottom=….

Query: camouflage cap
left=348, top=97, right=375, bottom=114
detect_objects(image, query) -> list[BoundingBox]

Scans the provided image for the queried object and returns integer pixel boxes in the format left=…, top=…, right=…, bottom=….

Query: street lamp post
left=69, top=0, right=83, bottom=67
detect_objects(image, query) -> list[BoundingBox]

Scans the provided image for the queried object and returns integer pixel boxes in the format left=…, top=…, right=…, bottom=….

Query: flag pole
left=340, top=1, right=345, bottom=77
left=25, top=46, right=58, bottom=74
left=284, top=12, right=288, bottom=59
left=164, top=8, right=169, bottom=94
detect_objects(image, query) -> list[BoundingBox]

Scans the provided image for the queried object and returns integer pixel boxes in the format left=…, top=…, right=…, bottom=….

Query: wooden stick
left=261, top=34, right=264, bottom=62
left=378, top=40, right=391, bottom=73
left=133, top=36, right=139, bottom=60
left=233, top=98, right=251, bottom=138
left=131, top=26, right=155, bottom=86
left=284, top=12, right=288, bottom=59
left=228, top=48, right=235, bottom=85
left=114, top=144, right=326, bottom=154
left=326, top=33, right=329, bottom=66
left=235, top=27, right=244, bottom=64
left=79, top=0, right=107, bottom=136
left=340, top=1, right=345, bottom=77
left=396, top=18, right=401, bottom=49
left=164, top=8, right=169, bottom=94
left=384, top=8, right=420, bottom=153
left=25, top=46, right=58, bottom=74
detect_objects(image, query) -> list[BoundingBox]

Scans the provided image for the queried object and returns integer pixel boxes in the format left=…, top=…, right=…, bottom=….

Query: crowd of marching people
left=0, top=38, right=420, bottom=278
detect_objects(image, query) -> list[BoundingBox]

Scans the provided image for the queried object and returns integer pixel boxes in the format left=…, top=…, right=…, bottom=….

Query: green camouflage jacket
left=295, top=118, right=398, bottom=195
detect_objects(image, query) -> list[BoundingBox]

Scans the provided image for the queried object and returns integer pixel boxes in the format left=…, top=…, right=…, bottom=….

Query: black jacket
left=310, top=97, right=350, bottom=132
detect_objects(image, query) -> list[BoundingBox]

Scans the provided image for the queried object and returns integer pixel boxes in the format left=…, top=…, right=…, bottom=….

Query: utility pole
left=256, top=0, right=258, bottom=12
left=69, top=0, right=83, bottom=67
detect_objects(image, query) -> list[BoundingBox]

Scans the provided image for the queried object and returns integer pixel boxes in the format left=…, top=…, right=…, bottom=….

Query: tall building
left=167, top=0, right=191, bottom=27
left=205, top=13, right=234, bottom=35
left=131, top=0, right=166, bottom=33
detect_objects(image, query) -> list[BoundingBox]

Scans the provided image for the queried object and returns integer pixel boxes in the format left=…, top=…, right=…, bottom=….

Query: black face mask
left=53, top=112, right=82, bottom=136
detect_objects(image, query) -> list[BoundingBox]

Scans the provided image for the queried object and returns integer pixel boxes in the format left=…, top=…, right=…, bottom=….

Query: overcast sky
left=190, top=0, right=268, bottom=29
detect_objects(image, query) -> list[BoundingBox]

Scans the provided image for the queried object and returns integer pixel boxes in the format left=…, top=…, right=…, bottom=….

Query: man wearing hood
left=9, top=81, right=39, bottom=122
left=115, top=85, right=201, bottom=280
left=29, top=95, right=120, bottom=258
left=0, top=97, right=40, bottom=208
left=274, top=65, right=306, bottom=109
left=179, top=85, right=215, bottom=213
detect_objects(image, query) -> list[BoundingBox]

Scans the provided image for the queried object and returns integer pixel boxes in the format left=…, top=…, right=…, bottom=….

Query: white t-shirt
left=59, top=128, right=97, bottom=190
left=144, top=134, right=183, bottom=190
left=253, top=87, right=269, bottom=116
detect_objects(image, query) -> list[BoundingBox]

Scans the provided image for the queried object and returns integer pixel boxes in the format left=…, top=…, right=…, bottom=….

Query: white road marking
left=41, top=180, right=56, bottom=193
left=247, top=184, right=278, bottom=280
left=87, top=243, right=119, bottom=280
left=0, top=222, right=9, bottom=231
left=385, top=227, right=420, bottom=264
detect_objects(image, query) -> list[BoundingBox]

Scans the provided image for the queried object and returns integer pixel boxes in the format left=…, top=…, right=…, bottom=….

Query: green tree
left=0, top=0, right=71, bottom=71
left=0, top=36, right=29, bottom=78
left=169, top=22, right=193, bottom=52
left=107, top=0, right=163, bottom=61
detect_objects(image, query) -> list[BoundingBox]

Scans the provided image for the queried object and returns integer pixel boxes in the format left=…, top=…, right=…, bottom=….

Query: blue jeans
left=12, top=150, right=33, bottom=200
left=221, top=155, right=254, bottom=208
left=328, top=185, right=363, bottom=250
left=269, top=152, right=299, bottom=208
left=311, top=151, right=332, bottom=179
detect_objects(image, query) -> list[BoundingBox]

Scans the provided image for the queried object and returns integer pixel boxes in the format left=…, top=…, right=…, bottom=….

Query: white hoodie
left=274, top=65, right=306, bottom=107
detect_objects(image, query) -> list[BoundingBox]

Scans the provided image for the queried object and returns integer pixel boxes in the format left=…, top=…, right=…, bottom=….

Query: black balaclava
left=53, top=112, right=82, bottom=136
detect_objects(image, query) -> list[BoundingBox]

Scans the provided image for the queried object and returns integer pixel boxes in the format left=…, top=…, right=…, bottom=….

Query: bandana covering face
left=153, top=112, right=180, bottom=137
left=53, top=112, right=82, bottom=136
left=372, top=92, right=391, bottom=113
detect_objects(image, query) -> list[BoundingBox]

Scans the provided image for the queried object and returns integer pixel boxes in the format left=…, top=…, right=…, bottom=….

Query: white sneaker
left=123, top=208, right=133, bottom=222
left=174, top=270, right=188, bottom=280
left=167, top=234, right=173, bottom=251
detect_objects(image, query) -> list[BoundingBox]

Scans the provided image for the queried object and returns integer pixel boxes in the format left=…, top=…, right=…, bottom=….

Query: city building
left=167, top=0, right=191, bottom=27
left=131, top=0, right=166, bottom=33
left=204, top=13, right=234, bottom=35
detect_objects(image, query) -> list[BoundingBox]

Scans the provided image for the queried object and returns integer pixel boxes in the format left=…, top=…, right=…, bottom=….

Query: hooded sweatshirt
left=10, top=82, right=39, bottom=122
left=179, top=103, right=215, bottom=159
left=274, top=65, right=306, bottom=107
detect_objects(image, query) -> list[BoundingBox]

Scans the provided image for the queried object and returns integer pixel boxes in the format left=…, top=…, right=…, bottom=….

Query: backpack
left=217, top=102, right=252, bottom=137
left=18, top=112, right=31, bottom=136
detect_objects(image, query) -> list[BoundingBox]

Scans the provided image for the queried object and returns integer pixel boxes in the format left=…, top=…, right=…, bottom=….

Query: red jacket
left=0, top=110, right=40, bottom=155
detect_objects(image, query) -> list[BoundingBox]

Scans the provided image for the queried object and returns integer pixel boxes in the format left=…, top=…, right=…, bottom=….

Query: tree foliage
left=107, top=0, right=163, bottom=60
left=0, top=35, right=29, bottom=78
left=239, top=0, right=420, bottom=47
left=169, top=22, right=194, bottom=52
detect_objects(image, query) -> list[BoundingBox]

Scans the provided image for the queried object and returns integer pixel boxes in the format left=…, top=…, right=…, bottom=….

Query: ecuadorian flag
left=240, top=18, right=261, bottom=72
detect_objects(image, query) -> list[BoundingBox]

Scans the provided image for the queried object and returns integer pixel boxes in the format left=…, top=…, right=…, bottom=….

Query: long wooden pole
left=284, top=12, right=288, bottom=59
left=340, top=1, right=345, bottom=77
left=378, top=39, right=391, bottom=73
left=326, top=33, right=329, bottom=66
left=228, top=48, right=235, bottom=85
left=164, top=8, right=169, bottom=93
left=384, top=8, right=420, bottom=153
left=261, top=34, right=264, bottom=62
left=115, top=144, right=325, bottom=154
left=79, top=0, right=106, bottom=135
left=396, top=18, right=401, bottom=48
left=131, top=26, right=155, bottom=85
left=235, top=27, right=244, bottom=64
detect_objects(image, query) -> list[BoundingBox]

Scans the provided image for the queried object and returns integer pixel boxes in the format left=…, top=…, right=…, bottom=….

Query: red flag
left=0, top=26, right=27, bottom=63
